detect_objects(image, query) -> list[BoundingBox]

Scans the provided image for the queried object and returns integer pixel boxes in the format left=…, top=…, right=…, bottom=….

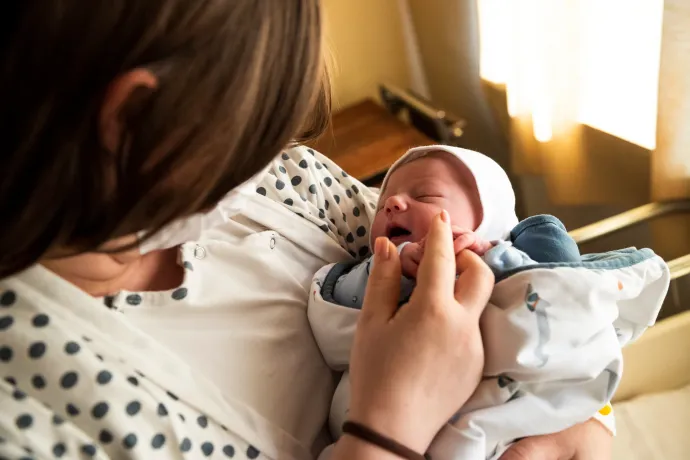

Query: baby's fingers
left=454, top=233, right=476, bottom=254
left=451, top=226, right=472, bottom=237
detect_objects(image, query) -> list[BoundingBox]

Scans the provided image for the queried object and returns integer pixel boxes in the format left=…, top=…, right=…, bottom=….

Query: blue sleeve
left=331, top=244, right=416, bottom=309
left=510, top=215, right=580, bottom=263
left=332, top=257, right=372, bottom=309
left=483, top=241, right=537, bottom=275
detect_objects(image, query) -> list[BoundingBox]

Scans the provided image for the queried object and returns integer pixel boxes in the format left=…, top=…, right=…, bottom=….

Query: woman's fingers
left=414, top=211, right=456, bottom=305
left=498, top=436, right=563, bottom=460
left=454, top=250, right=494, bottom=318
left=361, top=237, right=402, bottom=323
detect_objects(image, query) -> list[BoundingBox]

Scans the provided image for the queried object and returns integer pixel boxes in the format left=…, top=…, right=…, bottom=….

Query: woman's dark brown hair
left=0, top=0, right=330, bottom=277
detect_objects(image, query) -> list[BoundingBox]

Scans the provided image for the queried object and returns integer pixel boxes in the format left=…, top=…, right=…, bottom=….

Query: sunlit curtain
left=653, top=0, right=690, bottom=202
left=478, top=0, right=677, bottom=205
left=650, top=0, right=690, bottom=260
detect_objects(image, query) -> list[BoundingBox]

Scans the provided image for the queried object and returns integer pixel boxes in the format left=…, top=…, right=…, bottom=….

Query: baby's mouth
left=387, top=225, right=413, bottom=244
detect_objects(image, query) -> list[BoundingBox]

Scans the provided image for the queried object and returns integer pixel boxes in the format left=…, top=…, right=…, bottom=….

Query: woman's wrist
left=347, top=405, right=431, bottom=454
left=332, top=433, right=406, bottom=460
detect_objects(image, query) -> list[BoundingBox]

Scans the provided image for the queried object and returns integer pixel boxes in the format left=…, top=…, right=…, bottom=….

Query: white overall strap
left=242, top=194, right=352, bottom=263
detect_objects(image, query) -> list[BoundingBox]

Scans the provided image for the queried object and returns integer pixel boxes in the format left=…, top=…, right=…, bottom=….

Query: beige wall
left=323, top=0, right=411, bottom=108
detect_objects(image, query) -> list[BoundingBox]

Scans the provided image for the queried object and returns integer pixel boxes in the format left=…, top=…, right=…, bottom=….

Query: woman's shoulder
left=254, top=145, right=379, bottom=259
left=0, top=270, right=283, bottom=460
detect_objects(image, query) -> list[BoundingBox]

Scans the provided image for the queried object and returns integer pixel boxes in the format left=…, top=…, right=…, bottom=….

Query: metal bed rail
left=569, top=199, right=690, bottom=280
left=379, top=83, right=466, bottom=146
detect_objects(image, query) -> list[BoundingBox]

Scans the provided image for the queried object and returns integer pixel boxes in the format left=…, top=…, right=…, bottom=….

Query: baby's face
left=371, top=154, right=482, bottom=247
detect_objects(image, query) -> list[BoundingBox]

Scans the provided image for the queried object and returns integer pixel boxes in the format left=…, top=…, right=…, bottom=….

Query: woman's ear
left=99, top=69, right=158, bottom=153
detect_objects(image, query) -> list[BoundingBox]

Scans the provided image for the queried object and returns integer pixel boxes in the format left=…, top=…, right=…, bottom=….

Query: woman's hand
left=500, top=418, right=613, bottom=460
left=346, top=211, right=495, bottom=453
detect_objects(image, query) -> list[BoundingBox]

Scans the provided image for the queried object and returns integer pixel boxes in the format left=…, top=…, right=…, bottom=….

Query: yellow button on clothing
left=599, top=403, right=612, bottom=416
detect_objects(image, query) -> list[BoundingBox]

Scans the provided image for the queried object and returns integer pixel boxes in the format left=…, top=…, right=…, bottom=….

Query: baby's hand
left=451, top=227, right=493, bottom=256
left=410, top=228, right=493, bottom=277
left=400, top=242, right=423, bottom=279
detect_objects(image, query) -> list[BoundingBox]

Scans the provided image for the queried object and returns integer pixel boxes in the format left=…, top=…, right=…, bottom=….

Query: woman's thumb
left=361, top=237, right=402, bottom=323
left=454, top=250, right=494, bottom=318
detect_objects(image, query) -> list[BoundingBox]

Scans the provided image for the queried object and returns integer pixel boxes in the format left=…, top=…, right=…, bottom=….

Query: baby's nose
left=385, top=195, right=407, bottom=214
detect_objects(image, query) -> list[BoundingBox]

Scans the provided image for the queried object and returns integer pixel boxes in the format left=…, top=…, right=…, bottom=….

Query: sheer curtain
left=653, top=0, right=690, bottom=202
left=477, top=0, right=690, bottom=206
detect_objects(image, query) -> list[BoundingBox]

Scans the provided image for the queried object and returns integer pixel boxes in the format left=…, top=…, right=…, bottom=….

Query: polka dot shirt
left=0, top=146, right=380, bottom=459
left=0, top=278, right=273, bottom=459
left=258, top=146, right=378, bottom=259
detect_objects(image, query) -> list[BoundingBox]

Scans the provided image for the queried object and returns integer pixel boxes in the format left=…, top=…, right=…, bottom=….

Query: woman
left=0, top=1, right=610, bottom=459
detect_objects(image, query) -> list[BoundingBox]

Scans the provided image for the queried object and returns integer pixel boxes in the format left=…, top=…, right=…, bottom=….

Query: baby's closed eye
left=415, top=192, right=445, bottom=203
left=413, top=185, right=445, bottom=199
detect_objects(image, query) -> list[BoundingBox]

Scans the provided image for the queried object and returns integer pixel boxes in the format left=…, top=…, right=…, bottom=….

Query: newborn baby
left=308, top=145, right=669, bottom=460
left=331, top=146, right=580, bottom=310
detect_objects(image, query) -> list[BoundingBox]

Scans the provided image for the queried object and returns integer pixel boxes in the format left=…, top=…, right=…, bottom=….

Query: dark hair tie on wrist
left=342, top=421, right=430, bottom=460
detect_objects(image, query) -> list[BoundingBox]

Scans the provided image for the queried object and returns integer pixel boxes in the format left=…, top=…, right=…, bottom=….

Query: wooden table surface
left=308, top=99, right=433, bottom=185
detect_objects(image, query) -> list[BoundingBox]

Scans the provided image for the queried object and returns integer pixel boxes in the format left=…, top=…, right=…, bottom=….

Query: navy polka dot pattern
left=172, top=287, right=188, bottom=300
left=66, top=403, right=80, bottom=416
left=32, top=314, right=49, bottom=328
left=151, top=433, right=166, bottom=448
left=180, top=438, right=192, bottom=452
left=202, top=441, right=215, bottom=456
left=123, top=433, right=137, bottom=449
left=92, top=401, right=109, bottom=418
left=99, top=429, right=113, bottom=443
left=260, top=146, right=379, bottom=259
left=0, top=290, right=16, bottom=306
left=0, top=292, right=270, bottom=460
left=60, top=371, right=78, bottom=389
left=96, top=370, right=112, bottom=385
left=28, top=342, right=46, bottom=359
left=52, top=442, right=66, bottom=457
left=81, top=444, right=97, bottom=456
left=126, top=294, right=142, bottom=306
left=64, top=342, right=80, bottom=355
left=31, top=375, right=46, bottom=389
left=0, top=346, right=13, bottom=362
left=15, top=414, right=32, bottom=429
left=0, top=316, right=13, bottom=331
left=126, top=400, right=141, bottom=415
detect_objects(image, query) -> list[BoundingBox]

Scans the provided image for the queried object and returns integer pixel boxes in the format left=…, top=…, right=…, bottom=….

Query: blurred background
left=311, top=2, right=690, bottom=457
